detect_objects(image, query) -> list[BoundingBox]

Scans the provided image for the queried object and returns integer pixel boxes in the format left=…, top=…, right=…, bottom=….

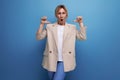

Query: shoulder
left=67, top=23, right=76, bottom=29
left=46, top=24, right=53, bottom=27
left=46, top=24, right=54, bottom=29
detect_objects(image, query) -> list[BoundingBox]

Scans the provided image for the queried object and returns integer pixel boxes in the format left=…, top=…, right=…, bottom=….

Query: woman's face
left=56, top=8, right=67, bottom=25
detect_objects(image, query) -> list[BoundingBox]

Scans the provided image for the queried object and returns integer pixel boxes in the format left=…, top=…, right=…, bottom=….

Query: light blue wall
left=1, top=0, right=120, bottom=80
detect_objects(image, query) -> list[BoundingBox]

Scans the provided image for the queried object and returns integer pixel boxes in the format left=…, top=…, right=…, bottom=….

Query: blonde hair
left=55, top=5, right=68, bottom=18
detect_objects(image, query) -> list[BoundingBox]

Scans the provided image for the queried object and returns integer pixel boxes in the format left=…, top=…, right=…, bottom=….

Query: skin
left=40, top=8, right=83, bottom=25
left=56, top=8, right=67, bottom=25
left=36, top=8, right=85, bottom=36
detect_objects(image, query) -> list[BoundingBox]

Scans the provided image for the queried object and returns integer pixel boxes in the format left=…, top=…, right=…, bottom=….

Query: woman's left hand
left=74, top=16, right=83, bottom=23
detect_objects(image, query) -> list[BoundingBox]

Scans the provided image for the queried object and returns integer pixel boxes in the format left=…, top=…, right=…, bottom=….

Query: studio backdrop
left=1, top=0, right=120, bottom=80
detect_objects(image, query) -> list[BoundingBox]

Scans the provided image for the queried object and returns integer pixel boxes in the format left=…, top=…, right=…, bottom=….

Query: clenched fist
left=40, top=16, right=50, bottom=25
left=74, top=16, right=83, bottom=23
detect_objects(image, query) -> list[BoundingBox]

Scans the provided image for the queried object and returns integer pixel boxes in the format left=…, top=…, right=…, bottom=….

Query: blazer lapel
left=63, top=23, right=69, bottom=42
left=52, top=22, right=70, bottom=49
left=52, top=23, right=58, bottom=49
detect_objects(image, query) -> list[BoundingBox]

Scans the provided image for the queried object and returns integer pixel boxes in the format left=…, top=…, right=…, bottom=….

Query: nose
left=60, top=14, right=63, bottom=18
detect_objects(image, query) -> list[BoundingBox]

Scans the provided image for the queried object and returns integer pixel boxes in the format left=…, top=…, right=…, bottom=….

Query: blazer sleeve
left=36, top=26, right=47, bottom=40
left=76, top=25, right=87, bottom=40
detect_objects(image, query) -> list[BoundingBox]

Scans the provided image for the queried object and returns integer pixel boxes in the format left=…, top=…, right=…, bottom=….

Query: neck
left=57, top=21, right=66, bottom=26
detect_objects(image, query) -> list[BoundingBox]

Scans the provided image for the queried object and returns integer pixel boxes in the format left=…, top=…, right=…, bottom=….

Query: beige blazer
left=36, top=22, right=86, bottom=72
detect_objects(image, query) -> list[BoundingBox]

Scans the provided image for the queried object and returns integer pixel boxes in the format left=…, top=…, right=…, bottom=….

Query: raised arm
left=36, top=16, right=50, bottom=40
left=74, top=16, right=87, bottom=40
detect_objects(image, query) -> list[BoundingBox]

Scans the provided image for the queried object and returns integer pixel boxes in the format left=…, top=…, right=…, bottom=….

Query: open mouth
left=61, top=19, right=63, bottom=21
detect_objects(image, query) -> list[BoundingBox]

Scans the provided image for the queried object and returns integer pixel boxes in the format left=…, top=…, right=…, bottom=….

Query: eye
left=62, top=12, right=65, bottom=14
left=58, top=12, right=61, bottom=14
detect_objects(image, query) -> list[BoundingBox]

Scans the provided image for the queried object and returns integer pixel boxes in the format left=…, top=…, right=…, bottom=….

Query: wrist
left=40, top=23, right=44, bottom=27
left=79, top=22, right=84, bottom=27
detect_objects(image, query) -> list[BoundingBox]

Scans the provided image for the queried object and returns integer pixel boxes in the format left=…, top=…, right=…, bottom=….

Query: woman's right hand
left=40, top=16, right=50, bottom=25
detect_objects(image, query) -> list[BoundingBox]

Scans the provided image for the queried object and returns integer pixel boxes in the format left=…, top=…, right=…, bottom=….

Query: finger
left=77, top=16, right=82, bottom=19
left=41, top=16, right=47, bottom=20
left=73, top=20, right=77, bottom=22
left=77, top=16, right=82, bottom=20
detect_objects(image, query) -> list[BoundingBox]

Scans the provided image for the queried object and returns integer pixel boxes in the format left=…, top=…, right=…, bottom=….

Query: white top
left=57, top=25, right=65, bottom=61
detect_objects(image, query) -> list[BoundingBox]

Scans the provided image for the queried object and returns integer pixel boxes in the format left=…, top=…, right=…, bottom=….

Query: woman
left=36, top=5, right=87, bottom=80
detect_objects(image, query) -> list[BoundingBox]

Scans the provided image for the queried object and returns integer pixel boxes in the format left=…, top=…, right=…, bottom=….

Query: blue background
left=1, top=0, right=120, bottom=80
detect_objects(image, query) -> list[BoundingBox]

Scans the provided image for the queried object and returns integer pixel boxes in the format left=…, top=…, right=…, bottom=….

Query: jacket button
left=69, top=51, right=71, bottom=54
left=49, top=51, right=52, bottom=53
